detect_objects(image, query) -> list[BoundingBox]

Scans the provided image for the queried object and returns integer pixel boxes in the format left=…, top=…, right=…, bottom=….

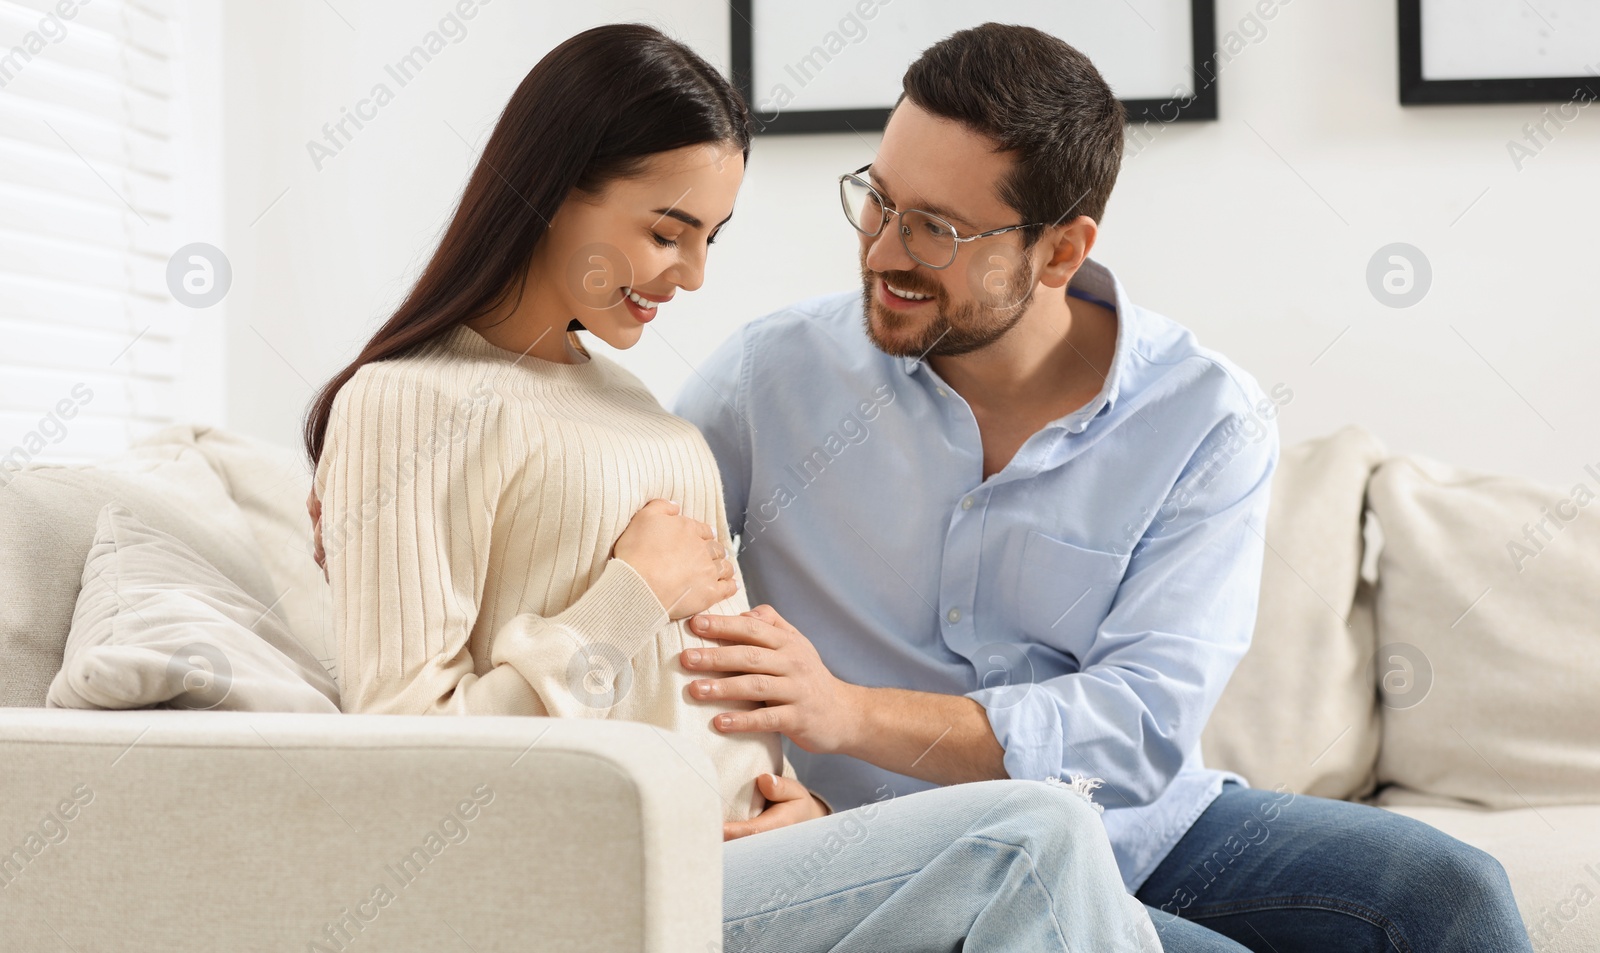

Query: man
left=673, top=22, right=1533, bottom=952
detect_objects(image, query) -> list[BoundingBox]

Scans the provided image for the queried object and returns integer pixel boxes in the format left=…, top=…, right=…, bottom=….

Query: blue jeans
left=722, top=778, right=1162, bottom=952
left=1133, top=781, right=1534, bottom=952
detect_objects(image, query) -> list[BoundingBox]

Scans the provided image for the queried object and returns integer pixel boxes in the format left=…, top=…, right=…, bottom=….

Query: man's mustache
left=865, top=270, right=940, bottom=299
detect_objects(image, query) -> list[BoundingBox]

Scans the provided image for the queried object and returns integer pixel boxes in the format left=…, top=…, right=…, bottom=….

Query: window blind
left=0, top=0, right=181, bottom=470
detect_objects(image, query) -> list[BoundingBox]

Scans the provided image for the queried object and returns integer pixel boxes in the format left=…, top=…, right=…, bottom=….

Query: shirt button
left=961, top=496, right=974, bottom=510
left=936, top=387, right=949, bottom=398
left=946, top=607, right=962, bottom=624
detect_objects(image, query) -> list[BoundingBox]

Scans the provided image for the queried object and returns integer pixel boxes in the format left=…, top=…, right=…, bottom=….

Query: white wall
left=172, top=0, right=228, bottom=430
left=219, top=0, right=1600, bottom=486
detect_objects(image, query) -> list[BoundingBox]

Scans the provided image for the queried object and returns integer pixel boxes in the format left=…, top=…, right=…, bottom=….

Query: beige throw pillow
left=129, top=424, right=335, bottom=682
left=0, top=446, right=278, bottom=708
left=47, top=503, right=340, bottom=713
left=1202, top=425, right=1387, bottom=800
left=1370, top=455, right=1600, bottom=809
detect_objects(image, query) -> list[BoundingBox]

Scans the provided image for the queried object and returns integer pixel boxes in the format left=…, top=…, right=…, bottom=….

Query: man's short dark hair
left=897, top=22, right=1126, bottom=246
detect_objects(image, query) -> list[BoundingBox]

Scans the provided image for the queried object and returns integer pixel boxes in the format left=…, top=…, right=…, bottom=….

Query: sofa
left=1, top=422, right=1594, bottom=951
left=1200, top=425, right=1600, bottom=953
left=0, top=425, right=723, bottom=953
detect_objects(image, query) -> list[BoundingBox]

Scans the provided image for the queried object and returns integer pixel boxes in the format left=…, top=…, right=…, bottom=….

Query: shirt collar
left=899, top=256, right=1134, bottom=435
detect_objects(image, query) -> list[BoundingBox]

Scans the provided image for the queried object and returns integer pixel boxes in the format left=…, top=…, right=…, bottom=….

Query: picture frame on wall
left=1399, top=0, right=1600, bottom=105
left=729, top=0, right=1218, bottom=135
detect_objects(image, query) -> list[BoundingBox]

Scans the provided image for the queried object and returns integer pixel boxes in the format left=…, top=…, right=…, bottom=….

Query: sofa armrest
left=0, top=710, right=722, bottom=953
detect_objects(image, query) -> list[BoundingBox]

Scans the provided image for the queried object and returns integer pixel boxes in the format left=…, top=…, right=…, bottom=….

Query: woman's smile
left=621, top=284, right=670, bottom=323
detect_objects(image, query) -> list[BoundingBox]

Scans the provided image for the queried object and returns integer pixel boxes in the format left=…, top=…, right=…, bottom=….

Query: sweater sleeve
left=317, top=369, right=670, bottom=718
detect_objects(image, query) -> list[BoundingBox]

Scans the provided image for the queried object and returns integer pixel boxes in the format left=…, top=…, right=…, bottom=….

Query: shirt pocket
left=1015, top=530, right=1129, bottom=654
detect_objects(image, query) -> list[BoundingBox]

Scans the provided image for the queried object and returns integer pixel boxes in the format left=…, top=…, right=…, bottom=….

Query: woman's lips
left=620, top=286, right=669, bottom=323
left=623, top=293, right=656, bottom=323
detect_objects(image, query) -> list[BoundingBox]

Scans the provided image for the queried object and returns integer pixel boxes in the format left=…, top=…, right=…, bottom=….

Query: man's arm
left=968, top=410, right=1279, bottom=805
left=841, top=685, right=1008, bottom=785
left=684, top=606, right=1006, bottom=784
left=689, top=406, right=1278, bottom=804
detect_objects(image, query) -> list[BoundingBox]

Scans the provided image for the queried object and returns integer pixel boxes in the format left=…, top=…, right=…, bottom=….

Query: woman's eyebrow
left=650, top=207, right=735, bottom=231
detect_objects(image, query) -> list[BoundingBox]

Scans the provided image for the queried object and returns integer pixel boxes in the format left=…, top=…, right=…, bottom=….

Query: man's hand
left=723, top=771, right=830, bottom=841
left=687, top=605, right=1009, bottom=786
left=682, top=604, right=862, bottom=755
left=307, top=488, right=328, bottom=583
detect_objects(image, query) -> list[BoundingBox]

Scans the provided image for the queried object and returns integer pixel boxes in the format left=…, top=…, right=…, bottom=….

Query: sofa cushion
left=1370, top=455, right=1600, bottom=808
left=47, top=503, right=339, bottom=712
left=1201, top=424, right=1386, bottom=800
left=129, top=424, right=334, bottom=683
left=1378, top=801, right=1600, bottom=953
left=0, top=445, right=279, bottom=708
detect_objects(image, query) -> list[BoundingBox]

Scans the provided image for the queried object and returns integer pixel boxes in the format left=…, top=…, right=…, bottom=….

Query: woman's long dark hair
left=302, top=23, right=751, bottom=469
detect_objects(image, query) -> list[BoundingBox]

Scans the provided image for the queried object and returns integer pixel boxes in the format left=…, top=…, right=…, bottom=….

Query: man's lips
left=875, top=276, right=937, bottom=311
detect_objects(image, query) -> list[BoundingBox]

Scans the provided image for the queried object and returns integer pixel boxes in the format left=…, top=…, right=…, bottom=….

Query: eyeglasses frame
left=838, top=163, right=1058, bottom=270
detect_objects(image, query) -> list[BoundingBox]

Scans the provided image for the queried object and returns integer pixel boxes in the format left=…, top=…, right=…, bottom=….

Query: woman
left=303, top=22, right=1159, bottom=951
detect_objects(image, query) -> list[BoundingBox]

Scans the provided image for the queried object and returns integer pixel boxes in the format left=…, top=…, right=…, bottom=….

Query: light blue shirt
left=673, top=257, right=1280, bottom=893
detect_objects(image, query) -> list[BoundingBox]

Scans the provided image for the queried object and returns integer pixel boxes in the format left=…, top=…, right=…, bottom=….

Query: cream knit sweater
left=314, top=324, right=790, bottom=822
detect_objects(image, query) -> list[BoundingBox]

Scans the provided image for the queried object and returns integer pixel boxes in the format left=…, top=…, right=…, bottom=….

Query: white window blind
left=0, top=0, right=181, bottom=469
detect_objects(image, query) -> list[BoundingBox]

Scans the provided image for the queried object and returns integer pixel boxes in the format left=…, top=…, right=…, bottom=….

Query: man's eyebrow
left=864, top=165, right=975, bottom=229
left=649, top=207, right=735, bottom=231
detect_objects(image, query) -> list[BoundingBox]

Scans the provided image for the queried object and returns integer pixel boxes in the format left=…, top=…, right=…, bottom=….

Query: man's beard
left=859, top=255, right=1036, bottom=359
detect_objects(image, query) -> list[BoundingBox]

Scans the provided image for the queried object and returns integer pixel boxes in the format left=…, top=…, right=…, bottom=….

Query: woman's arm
left=314, top=465, right=574, bottom=715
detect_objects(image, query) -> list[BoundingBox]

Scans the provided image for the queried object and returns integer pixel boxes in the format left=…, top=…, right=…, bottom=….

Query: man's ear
left=1037, top=216, right=1098, bottom=289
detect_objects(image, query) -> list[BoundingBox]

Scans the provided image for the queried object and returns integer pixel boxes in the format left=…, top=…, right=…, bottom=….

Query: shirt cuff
left=967, top=684, right=1066, bottom=783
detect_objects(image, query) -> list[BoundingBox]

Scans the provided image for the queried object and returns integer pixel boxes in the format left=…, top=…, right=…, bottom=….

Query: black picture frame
left=730, top=0, right=1218, bottom=135
left=1398, top=0, right=1599, bottom=105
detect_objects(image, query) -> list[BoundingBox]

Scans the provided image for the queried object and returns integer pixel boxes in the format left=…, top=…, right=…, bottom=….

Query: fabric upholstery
left=129, top=424, right=335, bottom=683
left=47, top=503, right=339, bottom=713
left=0, top=446, right=276, bottom=708
left=1370, top=455, right=1600, bottom=809
left=0, top=709, right=722, bottom=952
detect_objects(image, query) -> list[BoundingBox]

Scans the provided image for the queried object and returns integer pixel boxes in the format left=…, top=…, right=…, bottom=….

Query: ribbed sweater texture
left=314, top=324, right=788, bottom=822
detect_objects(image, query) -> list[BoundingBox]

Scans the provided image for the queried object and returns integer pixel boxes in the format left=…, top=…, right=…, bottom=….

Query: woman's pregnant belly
left=618, top=587, right=784, bottom=823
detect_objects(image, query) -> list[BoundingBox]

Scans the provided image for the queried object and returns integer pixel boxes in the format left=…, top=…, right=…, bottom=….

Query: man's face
left=856, top=99, right=1041, bottom=359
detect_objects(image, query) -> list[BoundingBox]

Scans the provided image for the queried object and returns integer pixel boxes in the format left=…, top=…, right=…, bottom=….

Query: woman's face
left=535, top=142, right=745, bottom=351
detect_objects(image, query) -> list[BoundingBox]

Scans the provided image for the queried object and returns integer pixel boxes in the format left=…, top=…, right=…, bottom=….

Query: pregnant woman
left=302, top=23, right=1159, bottom=952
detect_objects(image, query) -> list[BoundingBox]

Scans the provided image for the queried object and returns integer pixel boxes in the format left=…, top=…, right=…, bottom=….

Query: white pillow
left=47, top=502, right=340, bottom=713
left=0, top=444, right=282, bottom=708
left=130, top=424, right=336, bottom=683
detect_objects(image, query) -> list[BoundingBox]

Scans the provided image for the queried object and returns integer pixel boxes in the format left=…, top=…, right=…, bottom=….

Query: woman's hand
left=723, top=772, right=831, bottom=841
left=307, top=488, right=328, bottom=583
left=613, top=498, right=736, bottom=620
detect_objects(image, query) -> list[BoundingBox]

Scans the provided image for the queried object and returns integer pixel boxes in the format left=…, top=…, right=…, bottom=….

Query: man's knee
left=972, top=778, right=1114, bottom=866
left=1371, top=819, right=1521, bottom=927
left=1415, top=836, right=1515, bottom=903
left=1007, top=778, right=1107, bottom=829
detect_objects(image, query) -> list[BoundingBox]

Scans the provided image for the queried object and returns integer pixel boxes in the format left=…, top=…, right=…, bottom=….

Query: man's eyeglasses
left=838, top=164, right=1054, bottom=270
